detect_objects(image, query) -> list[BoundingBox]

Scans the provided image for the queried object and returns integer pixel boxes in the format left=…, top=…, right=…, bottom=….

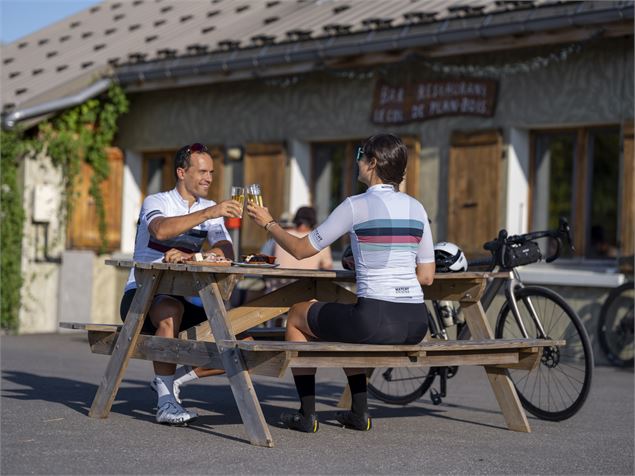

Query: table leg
left=89, top=269, right=162, bottom=418
left=462, top=301, right=531, bottom=432
left=195, top=273, right=274, bottom=448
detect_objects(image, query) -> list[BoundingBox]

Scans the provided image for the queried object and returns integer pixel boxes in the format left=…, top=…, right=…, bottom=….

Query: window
left=531, top=127, right=621, bottom=259
left=142, top=152, right=175, bottom=198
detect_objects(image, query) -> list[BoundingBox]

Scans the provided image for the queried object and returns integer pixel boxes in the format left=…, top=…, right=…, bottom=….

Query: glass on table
left=231, top=186, right=245, bottom=217
left=246, top=183, right=264, bottom=207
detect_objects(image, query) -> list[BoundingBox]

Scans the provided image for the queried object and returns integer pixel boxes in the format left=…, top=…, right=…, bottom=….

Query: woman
left=246, top=134, right=435, bottom=433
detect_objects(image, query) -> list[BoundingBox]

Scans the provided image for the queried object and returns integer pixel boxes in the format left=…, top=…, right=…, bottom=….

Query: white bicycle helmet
left=434, top=242, right=468, bottom=272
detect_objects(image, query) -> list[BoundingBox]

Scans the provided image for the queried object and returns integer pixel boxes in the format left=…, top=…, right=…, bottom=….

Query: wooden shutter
left=67, top=147, right=123, bottom=252
left=402, top=136, right=421, bottom=198
left=448, top=130, right=502, bottom=259
left=241, top=144, right=287, bottom=254
left=620, top=122, right=634, bottom=267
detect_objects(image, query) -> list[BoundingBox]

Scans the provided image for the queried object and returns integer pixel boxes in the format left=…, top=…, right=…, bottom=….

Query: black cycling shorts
left=307, top=297, right=429, bottom=345
left=119, top=289, right=208, bottom=334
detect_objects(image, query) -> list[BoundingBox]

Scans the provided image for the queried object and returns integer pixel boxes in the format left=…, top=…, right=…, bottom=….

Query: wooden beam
left=88, top=331, right=223, bottom=368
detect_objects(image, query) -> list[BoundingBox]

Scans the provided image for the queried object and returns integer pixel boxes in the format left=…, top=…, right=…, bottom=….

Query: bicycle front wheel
left=598, top=282, right=634, bottom=367
left=495, top=286, right=593, bottom=421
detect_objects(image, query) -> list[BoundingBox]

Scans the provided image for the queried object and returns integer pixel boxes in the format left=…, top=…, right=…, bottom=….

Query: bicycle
left=598, top=280, right=634, bottom=367
left=368, top=218, right=594, bottom=421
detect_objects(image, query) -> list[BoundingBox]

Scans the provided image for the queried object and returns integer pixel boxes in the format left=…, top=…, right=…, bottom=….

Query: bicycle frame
left=476, top=269, right=549, bottom=339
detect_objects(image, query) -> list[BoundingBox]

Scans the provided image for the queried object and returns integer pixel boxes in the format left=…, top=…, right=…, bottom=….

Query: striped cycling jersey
left=124, top=188, right=231, bottom=292
left=308, top=184, right=434, bottom=303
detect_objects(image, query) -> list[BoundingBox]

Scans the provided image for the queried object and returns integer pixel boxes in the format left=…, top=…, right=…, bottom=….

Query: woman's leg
left=281, top=300, right=319, bottom=432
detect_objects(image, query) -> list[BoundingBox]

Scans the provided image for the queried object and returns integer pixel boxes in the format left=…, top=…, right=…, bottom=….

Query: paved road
left=1, top=333, right=633, bottom=475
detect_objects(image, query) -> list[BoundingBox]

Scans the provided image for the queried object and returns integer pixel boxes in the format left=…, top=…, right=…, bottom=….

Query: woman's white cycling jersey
left=308, top=184, right=434, bottom=303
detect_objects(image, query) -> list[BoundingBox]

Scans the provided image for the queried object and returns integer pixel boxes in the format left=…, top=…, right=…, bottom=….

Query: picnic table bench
left=61, top=260, right=564, bottom=448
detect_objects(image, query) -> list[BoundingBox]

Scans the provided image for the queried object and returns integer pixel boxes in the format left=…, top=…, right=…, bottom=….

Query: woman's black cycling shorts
left=307, top=297, right=428, bottom=345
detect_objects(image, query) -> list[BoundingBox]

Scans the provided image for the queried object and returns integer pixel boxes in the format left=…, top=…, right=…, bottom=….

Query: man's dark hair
left=293, top=206, right=317, bottom=228
left=173, top=143, right=210, bottom=178
left=361, top=134, right=408, bottom=187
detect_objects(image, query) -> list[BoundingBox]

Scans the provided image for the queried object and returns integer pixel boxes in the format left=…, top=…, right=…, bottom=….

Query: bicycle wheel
left=598, top=282, right=634, bottom=367
left=368, top=304, right=438, bottom=405
left=495, top=286, right=593, bottom=421
left=368, top=366, right=437, bottom=405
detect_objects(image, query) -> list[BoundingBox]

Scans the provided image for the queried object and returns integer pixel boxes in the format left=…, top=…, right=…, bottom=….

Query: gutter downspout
left=2, top=78, right=112, bottom=130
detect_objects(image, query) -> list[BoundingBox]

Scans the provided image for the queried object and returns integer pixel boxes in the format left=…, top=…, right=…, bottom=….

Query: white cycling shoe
left=155, top=400, right=197, bottom=425
left=151, top=377, right=182, bottom=404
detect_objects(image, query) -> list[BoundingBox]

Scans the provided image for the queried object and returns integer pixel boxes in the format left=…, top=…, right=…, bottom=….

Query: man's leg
left=281, top=301, right=319, bottom=433
left=148, top=296, right=197, bottom=425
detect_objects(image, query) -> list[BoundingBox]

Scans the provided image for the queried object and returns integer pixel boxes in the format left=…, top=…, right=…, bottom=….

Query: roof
left=1, top=0, right=633, bottom=118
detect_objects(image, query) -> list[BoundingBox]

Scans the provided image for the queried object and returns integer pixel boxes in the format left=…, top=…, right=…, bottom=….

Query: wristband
left=264, top=220, right=277, bottom=231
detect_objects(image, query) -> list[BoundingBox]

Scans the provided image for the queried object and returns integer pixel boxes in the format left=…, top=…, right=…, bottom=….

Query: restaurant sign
left=371, top=79, right=498, bottom=124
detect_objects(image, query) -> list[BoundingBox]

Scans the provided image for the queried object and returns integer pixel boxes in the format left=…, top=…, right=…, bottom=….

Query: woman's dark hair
left=173, top=143, right=210, bottom=178
left=361, top=134, right=408, bottom=187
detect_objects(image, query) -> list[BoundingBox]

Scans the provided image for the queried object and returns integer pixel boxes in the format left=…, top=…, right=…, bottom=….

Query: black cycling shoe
left=335, top=411, right=372, bottom=431
left=280, top=411, right=319, bottom=433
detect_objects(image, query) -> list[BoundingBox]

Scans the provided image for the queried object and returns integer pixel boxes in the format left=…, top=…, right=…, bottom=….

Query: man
left=119, top=143, right=242, bottom=425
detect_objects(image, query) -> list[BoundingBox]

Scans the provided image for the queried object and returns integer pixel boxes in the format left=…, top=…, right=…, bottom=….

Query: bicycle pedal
left=430, top=389, right=442, bottom=405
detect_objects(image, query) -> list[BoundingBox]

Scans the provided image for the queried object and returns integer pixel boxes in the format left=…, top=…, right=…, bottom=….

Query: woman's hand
left=163, top=249, right=194, bottom=263
left=246, top=202, right=274, bottom=228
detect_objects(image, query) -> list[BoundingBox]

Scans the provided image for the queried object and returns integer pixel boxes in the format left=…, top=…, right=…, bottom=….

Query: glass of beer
left=247, top=183, right=263, bottom=207
left=231, top=186, right=245, bottom=217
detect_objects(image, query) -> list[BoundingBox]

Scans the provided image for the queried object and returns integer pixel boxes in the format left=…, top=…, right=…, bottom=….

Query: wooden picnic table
left=64, top=260, right=560, bottom=448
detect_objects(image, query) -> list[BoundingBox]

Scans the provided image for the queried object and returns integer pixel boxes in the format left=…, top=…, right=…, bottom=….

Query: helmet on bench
left=434, top=242, right=468, bottom=272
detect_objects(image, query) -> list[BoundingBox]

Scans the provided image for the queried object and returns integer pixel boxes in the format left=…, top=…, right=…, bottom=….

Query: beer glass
left=247, top=183, right=263, bottom=207
left=231, top=186, right=245, bottom=217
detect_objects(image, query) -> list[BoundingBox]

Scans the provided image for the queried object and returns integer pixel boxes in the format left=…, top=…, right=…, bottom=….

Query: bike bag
left=501, top=240, right=542, bottom=268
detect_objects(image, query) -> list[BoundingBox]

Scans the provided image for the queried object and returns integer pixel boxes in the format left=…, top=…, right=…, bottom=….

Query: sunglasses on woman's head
left=355, top=147, right=364, bottom=162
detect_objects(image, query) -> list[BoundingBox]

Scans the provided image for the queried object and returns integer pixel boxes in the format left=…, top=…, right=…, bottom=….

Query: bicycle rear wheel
left=368, top=304, right=437, bottom=405
left=367, top=366, right=437, bottom=405
left=598, top=282, right=634, bottom=367
left=495, top=286, right=593, bottom=421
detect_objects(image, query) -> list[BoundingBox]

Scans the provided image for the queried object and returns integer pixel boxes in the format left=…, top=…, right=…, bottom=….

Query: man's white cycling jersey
left=308, top=184, right=434, bottom=303
left=124, top=188, right=231, bottom=292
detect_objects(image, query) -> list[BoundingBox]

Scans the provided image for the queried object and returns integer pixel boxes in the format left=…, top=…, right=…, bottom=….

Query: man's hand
left=163, top=249, right=194, bottom=263
left=207, top=199, right=243, bottom=219
left=245, top=202, right=274, bottom=228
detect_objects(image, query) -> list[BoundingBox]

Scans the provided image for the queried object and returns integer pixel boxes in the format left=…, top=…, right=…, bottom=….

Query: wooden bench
left=61, top=261, right=560, bottom=447
left=61, top=322, right=559, bottom=377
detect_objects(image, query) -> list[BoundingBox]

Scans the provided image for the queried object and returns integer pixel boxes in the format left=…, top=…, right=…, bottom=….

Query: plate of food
left=234, top=254, right=279, bottom=268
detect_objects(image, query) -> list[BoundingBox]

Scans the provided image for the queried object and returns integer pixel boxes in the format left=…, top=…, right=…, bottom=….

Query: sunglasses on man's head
left=186, top=142, right=209, bottom=155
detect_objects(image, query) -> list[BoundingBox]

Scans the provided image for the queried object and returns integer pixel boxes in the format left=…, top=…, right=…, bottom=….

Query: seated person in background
left=247, top=133, right=435, bottom=433
left=260, top=212, right=294, bottom=256
left=120, top=143, right=242, bottom=425
left=274, top=207, right=333, bottom=270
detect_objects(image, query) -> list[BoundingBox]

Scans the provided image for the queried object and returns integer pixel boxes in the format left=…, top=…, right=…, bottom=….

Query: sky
left=1, top=0, right=101, bottom=44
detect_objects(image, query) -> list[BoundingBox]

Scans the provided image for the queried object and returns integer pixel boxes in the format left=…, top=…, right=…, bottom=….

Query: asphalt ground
left=1, top=333, right=633, bottom=475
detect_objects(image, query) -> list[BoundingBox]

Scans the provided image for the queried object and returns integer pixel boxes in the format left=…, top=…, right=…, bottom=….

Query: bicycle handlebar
left=477, top=217, right=574, bottom=270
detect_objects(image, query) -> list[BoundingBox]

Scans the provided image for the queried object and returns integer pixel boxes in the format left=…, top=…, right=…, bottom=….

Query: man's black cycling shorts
left=119, top=289, right=207, bottom=334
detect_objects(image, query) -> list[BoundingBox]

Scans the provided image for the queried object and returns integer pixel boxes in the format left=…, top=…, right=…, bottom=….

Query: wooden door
left=67, top=147, right=123, bottom=252
left=620, top=122, right=634, bottom=269
left=241, top=144, right=287, bottom=254
left=448, top=130, right=502, bottom=259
